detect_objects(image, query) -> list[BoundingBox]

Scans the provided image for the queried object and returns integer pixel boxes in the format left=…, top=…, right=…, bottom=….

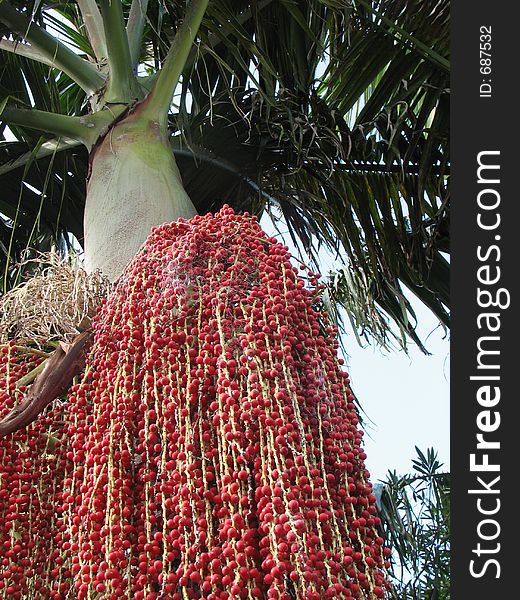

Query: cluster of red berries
left=0, top=207, right=391, bottom=598
left=0, top=344, right=71, bottom=599
left=60, top=206, right=390, bottom=599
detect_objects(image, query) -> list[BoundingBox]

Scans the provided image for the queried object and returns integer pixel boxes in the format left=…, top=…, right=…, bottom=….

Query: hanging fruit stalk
left=0, top=345, right=71, bottom=599
left=0, top=331, right=94, bottom=438
left=60, top=206, right=390, bottom=599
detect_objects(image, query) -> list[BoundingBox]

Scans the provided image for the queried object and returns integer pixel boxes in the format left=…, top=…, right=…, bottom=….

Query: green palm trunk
left=1, top=0, right=208, bottom=281
left=83, top=107, right=196, bottom=280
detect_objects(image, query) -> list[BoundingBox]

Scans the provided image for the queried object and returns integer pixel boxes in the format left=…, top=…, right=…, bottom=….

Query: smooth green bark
left=83, top=114, right=197, bottom=280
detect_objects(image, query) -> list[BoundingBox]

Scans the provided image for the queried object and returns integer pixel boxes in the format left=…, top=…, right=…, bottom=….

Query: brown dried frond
left=0, top=253, right=110, bottom=346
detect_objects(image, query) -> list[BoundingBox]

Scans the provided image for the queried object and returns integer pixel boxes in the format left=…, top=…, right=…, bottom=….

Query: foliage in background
left=1, top=0, right=450, bottom=351
left=374, top=447, right=450, bottom=599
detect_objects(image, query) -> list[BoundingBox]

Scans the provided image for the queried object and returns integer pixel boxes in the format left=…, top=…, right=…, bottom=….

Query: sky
left=261, top=213, right=450, bottom=483
left=343, top=296, right=450, bottom=482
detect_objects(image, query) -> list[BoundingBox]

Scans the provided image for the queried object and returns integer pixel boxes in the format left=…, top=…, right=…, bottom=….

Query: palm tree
left=0, top=2, right=450, bottom=597
left=0, top=0, right=449, bottom=349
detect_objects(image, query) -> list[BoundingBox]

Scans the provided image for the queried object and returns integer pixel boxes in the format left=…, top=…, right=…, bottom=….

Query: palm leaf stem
left=76, top=0, right=107, bottom=60
left=0, top=38, right=56, bottom=68
left=172, top=141, right=278, bottom=204
left=0, top=1, right=105, bottom=94
left=144, top=0, right=210, bottom=128
left=127, top=0, right=150, bottom=69
left=339, top=162, right=449, bottom=176
left=0, top=105, right=93, bottom=144
left=0, top=137, right=81, bottom=176
left=98, top=0, right=136, bottom=102
left=0, top=103, right=124, bottom=148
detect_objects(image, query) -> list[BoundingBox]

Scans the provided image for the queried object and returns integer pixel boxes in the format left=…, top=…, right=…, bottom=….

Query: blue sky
left=344, top=296, right=450, bottom=482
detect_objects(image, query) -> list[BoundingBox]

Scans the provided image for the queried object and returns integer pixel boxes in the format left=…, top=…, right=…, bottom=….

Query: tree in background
left=375, top=448, right=450, bottom=599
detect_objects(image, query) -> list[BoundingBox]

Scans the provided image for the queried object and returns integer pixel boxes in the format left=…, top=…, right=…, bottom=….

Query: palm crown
left=0, top=0, right=449, bottom=351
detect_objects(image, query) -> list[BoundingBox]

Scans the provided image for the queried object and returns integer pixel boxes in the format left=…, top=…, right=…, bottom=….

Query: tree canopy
left=0, top=0, right=450, bottom=350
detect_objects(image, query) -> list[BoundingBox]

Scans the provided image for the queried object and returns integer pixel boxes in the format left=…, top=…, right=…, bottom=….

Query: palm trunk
left=83, top=109, right=197, bottom=281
